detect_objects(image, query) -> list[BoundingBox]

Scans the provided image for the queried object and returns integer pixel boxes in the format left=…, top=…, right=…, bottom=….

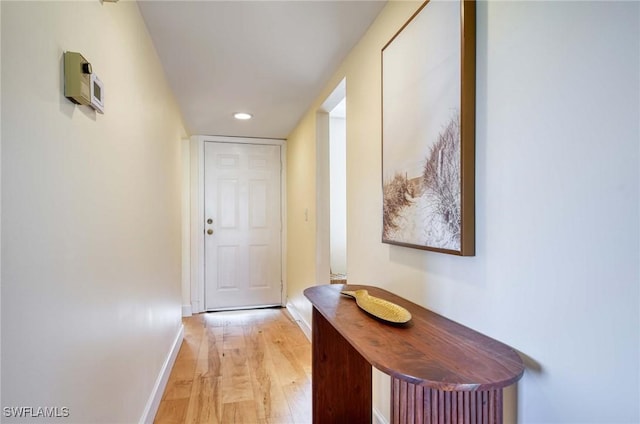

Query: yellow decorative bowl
left=341, top=289, right=412, bottom=324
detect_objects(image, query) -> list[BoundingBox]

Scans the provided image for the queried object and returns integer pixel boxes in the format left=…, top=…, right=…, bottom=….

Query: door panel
left=217, top=246, right=240, bottom=289
left=249, top=180, right=268, bottom=228
left=219, top=179, right=239, bottom=228
left=249, top=245, right=269, bottom=288
left=204, top=142, right=282, bottom=310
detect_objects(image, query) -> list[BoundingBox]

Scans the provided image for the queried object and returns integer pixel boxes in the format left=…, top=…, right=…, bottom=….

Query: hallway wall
left=1, top=2, right=187, bottom=422
left=286, top=1, right=640, bottom=422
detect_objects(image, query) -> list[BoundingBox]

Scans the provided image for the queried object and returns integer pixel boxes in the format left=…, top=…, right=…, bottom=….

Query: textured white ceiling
left=138, top=1, right=386, bottom=139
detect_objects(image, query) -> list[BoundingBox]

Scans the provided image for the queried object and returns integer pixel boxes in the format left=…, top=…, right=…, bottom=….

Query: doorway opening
left=328, top=98, right=347, bottom=284
left=316, top=79, right=347, bottom=286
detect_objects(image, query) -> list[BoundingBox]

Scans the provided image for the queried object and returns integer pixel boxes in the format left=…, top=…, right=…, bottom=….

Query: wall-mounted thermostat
left=64, top=51, right=104, bottom=114
left=90, top=73, right=104, bottom=114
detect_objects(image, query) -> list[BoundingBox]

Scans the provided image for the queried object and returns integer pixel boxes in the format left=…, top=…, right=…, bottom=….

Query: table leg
left=312, top=307, right=372, bottom=423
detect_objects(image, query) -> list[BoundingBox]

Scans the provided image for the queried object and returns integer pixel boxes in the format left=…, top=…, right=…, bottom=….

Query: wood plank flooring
left=154, top=308, right=312, bottom=424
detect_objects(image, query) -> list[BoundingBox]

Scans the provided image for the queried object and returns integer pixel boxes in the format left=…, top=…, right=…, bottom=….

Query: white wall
left=1, top=2, right=187, bottom=422
left=287, top=1, right=640, bottom=422
left=329, top=116, right=347, bottom=275
left=181, top=138, right=192, bottom=316
left=0, top=1, right=3, bottom=409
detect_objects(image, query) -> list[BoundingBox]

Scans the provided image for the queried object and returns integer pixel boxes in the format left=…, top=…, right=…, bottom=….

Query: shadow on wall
left=518, top=350, right=544, bottom=375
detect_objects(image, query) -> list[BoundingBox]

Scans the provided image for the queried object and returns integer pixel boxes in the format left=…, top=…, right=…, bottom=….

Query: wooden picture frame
left=381, top=0, right=475, bottom=256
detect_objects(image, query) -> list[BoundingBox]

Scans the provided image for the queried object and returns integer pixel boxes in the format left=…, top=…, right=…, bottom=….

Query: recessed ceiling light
left=233, top=112, right=253, bottom=120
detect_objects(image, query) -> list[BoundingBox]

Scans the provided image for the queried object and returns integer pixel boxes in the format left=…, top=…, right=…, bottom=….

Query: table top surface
left=304, top=284, right=525, bottom=391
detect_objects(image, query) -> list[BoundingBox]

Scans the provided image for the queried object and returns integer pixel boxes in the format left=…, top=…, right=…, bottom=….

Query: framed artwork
left=381, top=0, right=476, bottom=256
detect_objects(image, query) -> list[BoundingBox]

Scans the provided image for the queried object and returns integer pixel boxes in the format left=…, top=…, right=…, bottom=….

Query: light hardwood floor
left=154, top=308, right=312, bottom=424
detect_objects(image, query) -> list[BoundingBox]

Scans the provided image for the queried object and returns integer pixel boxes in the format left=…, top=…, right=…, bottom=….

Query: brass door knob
left=207, top=229, right=214, bottom=235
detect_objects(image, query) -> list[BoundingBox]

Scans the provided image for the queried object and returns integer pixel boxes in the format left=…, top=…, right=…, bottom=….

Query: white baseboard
left=373, top=407, right=389, bottom=424
left=285, top=301, right=312, bottom=341
left=182, top=304, right=192, bottom=317
left=139, top=324, right=184, bottom=424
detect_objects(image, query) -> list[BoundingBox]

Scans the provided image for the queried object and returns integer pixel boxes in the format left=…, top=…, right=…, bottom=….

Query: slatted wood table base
left=392, top=378, right=503, bottom=424
left=304, top=285, right=524, bottom=424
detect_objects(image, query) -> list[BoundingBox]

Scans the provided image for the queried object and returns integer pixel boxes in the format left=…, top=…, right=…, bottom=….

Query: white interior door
left=204, top=142, right=282, bottom=310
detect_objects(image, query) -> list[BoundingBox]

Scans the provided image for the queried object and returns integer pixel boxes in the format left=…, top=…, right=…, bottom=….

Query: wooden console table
left=304, top=284, right=524, bottom=424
